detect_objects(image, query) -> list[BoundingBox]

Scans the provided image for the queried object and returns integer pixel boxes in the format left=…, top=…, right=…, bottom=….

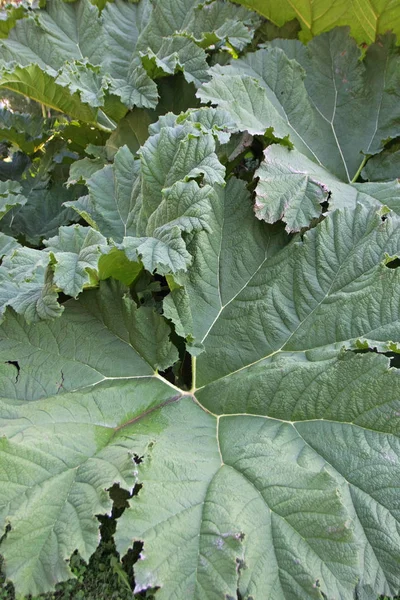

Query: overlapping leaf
left=0, top=5, right=25, bottom=39
left=0, top=64, right=101, bottom=125
left=231, top=0, right=400, bottom=44
left=1, top=182, right=81, bottom=244
left=198, top=29, right=400, bottom=230
left=136, top=0, right=258, bottom=84
left=2, top=198, right=400, bottom=598
left=0, top=232, right=18, bottom=257
left=161, top=202, right=400, bottom=599
left=164, top=177, right=288, bottom=349
left=0, top=180, right=26, bottom=220
left=100, top=0, right=158, bottom=109
left=0, top=0, right=259, bottom=121
left=269, top=31, right=400, bottom=179
left=186, top=0, right=259, bottom=49
left=66, top=146, right=141, bottom=242
left=0, top=108, right=56, bottom=153
left=0, top=255, right=63, bottom=324
left=254, top=145, right=400, bottom=231
left=122, top=117, right=225, bottom=273
left=67, top=121, right=225, bottom=275
left=0, top=225, right=111, bottom=323
left=198, top=30, right=400, bottom=182
left=0, top=280, right=179, bottom=596
left=0, top=0, right=122, bottom=126
left=363, top=149, right=400, bottom=182
left=1, top=6, right=400, bottom=599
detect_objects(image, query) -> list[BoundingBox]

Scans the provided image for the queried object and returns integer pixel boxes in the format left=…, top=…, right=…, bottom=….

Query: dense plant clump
left=0, top=0, right=399, bottom=599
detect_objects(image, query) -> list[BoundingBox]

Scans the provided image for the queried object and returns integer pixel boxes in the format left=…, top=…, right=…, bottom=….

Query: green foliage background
left=0, top=0, right=399, bottom=599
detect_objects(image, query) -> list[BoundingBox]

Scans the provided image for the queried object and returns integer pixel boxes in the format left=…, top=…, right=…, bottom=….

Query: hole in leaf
left=131, top=483, right=143, bottom=497
left=108, top=483, right=133, bottom=512
left=0, top=523, right=11, bottom=544
left=385, top=257, right=400, bottom=269
left=56, top=370, right=64, bottom=393
left=122, top=542, right=143, bottom=594
left=132, top=453, right=143, bottom=465
left=353, top=348, right=400, bottom=368
left=232, top=137, right=264, bottom=181
left=5, top=360, right=20, bottom=383
left=320, top=190, right=331, bottom=213
left=389, top=353, right=400, bottom=369
left=0, top=553, right=14, bottom=599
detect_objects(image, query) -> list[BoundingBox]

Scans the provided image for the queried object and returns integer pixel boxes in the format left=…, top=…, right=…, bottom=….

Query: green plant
left=0, top=1, right=399, bottom=599
left=0, top=487, right=147, bottom=599
left=231, top=0, right=400, bottom=44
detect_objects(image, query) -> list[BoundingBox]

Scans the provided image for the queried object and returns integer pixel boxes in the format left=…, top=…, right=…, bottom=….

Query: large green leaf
left=127, top=203, right=400, bottom=599
left=1, top=11, right=400, bottom=599
left=0, top=182, right=81, bottom=244
left=117, top=397, right=358, bottom=600
left=0, top=0, right=259, bottom=122
left=198, top=30, right=400, bottom=182
left=363, top=148, right=400, bottom=182
left=136, top=0, right=258, bottom=85
left=67, top=122, right=225, bottom=275
left=0, top=225, right=111, bottom=322
left=164, top=177, right=289, bottom=349
left=2, top=201, right=400, bottom=598
left=0, top=108, right=56, bottom=154
left=0, top=64, right=99, bottom=125
left=230, top=0, right=400, bottom=44
left=0, top=280, right=179, bottom=596
left=0, top=180, right=26, bottom=221
left=67, top=146, right=141, bottom=242
left=193, top=204, right=400, bottom=385
left=0, top=258, right=63, bottom=324
left=0, top=5, right=25, bottom=39
left=254, top=145, right=400, bottom=231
